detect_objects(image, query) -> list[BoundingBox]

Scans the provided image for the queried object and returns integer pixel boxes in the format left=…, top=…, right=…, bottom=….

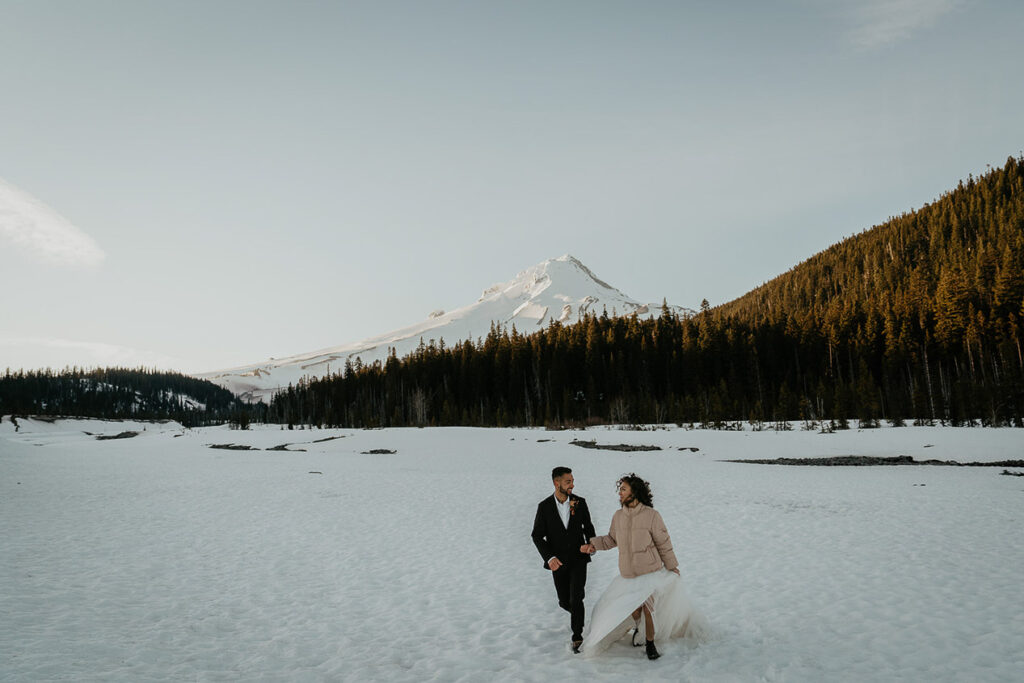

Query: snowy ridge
left=70, top=379, right=207, bottom=412
left=199, top=255, right=692, bottom=402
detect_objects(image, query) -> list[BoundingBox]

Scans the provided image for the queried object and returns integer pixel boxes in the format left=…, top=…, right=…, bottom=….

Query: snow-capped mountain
left=200, top=255, right=692, bottom=402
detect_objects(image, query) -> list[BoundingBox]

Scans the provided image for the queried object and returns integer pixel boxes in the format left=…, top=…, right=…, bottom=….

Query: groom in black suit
left=531, top=466, right=596, bottom=653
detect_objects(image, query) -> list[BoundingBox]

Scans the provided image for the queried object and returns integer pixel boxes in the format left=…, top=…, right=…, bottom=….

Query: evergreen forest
left=267, top=156, right=1024, bottom=429
left=0, top=367, right=250, bottom=427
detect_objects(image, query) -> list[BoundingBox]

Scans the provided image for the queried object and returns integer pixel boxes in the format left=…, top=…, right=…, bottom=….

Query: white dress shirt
left=547, top=493, right=573, bottom=566
left=555, top=494, right=571, bottom=529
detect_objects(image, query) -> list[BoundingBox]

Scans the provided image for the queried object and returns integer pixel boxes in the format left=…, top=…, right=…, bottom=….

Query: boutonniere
left=569, top=499, right=578, bottom=516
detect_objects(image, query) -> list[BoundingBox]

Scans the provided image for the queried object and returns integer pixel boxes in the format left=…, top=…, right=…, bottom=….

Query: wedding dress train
left=580, top=568, right=708, bottom=657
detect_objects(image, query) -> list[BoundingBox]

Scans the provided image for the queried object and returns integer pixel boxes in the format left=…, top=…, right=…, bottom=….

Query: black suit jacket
left=531, top=493, right=597, bottom=570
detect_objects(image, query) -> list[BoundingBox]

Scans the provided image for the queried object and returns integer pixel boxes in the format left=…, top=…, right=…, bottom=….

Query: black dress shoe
left=645, top=640, right=661, bottom=660
left=572, top=639, right=583, bottom=654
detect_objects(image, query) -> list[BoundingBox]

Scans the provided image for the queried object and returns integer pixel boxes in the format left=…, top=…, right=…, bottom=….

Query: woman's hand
left=580, top=544, right=596, bottom=554
left=670, top=567, right=680, bottom=575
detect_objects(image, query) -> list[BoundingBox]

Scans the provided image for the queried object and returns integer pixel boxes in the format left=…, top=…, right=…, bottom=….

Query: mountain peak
left=200, top=255, right=691, bottom=401
left=551, top=254, right=617, bottom=291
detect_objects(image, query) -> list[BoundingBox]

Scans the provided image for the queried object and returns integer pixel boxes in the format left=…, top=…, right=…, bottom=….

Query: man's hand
left=548, top=557, right=563, bottom=571
left=580, top=544, right=596, bottom=554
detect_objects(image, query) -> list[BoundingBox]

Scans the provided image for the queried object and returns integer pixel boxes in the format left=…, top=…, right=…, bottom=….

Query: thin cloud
left=0, top=177, right=105, bottom=267
left=0, top=336, right=182, bottom=371
left=847, top=0, right=964, bottom=49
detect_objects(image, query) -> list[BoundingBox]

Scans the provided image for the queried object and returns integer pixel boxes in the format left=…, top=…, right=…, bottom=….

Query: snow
left=2, top=418, right=1023, bottom=681
left=198, top=255, right=693, bottom=403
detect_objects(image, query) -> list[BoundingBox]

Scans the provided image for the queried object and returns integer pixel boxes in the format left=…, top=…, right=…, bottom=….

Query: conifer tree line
left=268, top=156, right=1024, bottom=429
left=0, top=367, right=248, bottom=427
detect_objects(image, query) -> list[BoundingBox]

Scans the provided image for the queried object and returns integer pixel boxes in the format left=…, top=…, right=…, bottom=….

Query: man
left=531, top=466, right=596, bottom=654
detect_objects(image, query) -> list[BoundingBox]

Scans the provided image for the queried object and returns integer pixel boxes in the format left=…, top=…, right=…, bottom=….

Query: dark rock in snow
left=95, top=431, right=139, bottom=441
left=724, top=455, right=1024, bottom=467
left=570, top=440, right=662, bottom=452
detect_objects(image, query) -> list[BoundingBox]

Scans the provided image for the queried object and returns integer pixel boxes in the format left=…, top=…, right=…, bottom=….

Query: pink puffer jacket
left=590, top=503, right=679, bottom=578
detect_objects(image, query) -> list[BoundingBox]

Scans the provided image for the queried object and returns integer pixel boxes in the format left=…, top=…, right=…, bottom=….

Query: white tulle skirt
left=581, top=568, right=708, bottom=658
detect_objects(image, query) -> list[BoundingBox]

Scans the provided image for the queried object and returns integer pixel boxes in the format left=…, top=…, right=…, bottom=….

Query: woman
left=579, top=473, right=707, bottom=659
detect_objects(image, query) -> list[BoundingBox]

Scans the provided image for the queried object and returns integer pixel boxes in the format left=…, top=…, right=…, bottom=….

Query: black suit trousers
left=552, top=561, right=587, bottom=641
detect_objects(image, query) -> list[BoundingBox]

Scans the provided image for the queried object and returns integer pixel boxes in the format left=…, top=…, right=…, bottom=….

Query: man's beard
left=558, top=485, right=572, bottom=498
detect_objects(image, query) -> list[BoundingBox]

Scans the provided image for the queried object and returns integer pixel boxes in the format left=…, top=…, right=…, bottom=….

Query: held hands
left=550, top=544, right=598, bottom=570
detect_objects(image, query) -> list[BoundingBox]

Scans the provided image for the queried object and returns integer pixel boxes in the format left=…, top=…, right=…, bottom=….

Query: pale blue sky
left=2, top=0, right=1022, bottom=373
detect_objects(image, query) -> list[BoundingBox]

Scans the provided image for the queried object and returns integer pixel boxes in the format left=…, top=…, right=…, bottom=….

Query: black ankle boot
left=645, top=639, right=661, bottom=660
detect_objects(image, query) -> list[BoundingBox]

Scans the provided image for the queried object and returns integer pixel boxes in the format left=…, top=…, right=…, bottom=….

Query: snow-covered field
left=2, top=417, right=1022, bottom=682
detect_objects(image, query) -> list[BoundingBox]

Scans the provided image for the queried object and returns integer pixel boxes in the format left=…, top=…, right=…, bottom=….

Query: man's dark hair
left=617, top=472, right=654, bottom=507
left=552, top=466, right=572, bottom=480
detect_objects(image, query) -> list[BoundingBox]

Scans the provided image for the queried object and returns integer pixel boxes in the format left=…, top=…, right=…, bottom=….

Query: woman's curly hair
left=617, top=472, right=653, bottom=508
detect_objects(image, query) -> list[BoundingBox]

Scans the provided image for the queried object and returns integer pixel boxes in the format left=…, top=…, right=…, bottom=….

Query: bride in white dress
left=579, top=473, right=708, bottom=659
